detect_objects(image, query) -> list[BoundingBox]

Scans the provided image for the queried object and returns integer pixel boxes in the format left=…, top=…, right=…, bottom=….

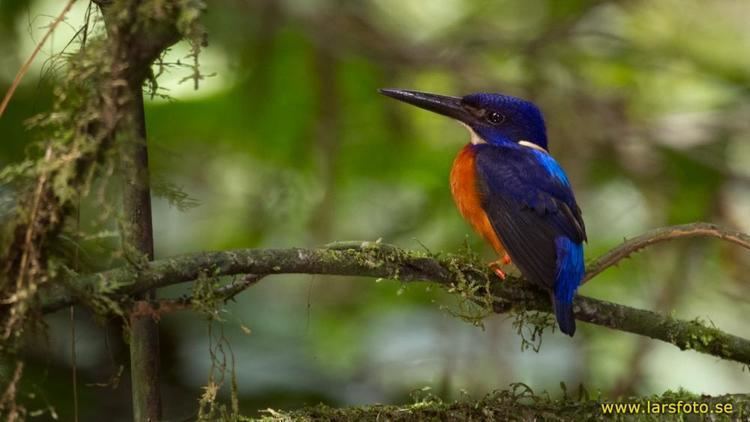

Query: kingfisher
left=379, top=89, right=586, bottom=336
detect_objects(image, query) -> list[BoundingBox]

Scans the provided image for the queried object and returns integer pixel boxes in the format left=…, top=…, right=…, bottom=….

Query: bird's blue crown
left=461, top=93, right=548, bottom=150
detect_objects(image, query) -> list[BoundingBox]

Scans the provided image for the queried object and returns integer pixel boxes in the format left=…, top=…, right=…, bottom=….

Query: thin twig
left=156, top=274, right=265, bottom=314
left=0, top=0, right=77, bottom=118
left=15, top=146, right=53, bottom=291
left=70, top=306, right=79, bottom=422
left=0, top=361, right=24, bottom=422
left=1, top=146, right=54, bottom=341
left=220, top=274, right=265, bottom=303
left=583, top=222, right=750, bottom=283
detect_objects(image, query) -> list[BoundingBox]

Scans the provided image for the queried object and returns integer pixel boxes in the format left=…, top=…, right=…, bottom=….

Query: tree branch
left=154, top=274, right=265, bottom=314
left=583, top=222, right=750, bottom=283
left=41, top=223, right=750, bottom=365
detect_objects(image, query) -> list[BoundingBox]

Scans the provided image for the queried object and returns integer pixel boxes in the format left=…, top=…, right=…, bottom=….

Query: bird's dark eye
left=486, top=111, right=505, bottom=125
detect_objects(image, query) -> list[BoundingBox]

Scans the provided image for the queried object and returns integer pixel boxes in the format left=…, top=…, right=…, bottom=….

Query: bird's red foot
left=488, top=260, right=507, bottom=280
left=489, top=254, right=512, bottom=280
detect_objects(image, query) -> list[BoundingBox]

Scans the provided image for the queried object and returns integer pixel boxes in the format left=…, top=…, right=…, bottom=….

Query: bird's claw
left=491, top=265, right=507, bottom=280
left=489, top=253, right=512, bottom=280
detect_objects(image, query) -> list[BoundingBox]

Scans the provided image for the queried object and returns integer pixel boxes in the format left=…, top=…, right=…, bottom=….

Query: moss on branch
left=40, top=241, right=750, bottom=366
left=266, top=387, right=749, bottom=421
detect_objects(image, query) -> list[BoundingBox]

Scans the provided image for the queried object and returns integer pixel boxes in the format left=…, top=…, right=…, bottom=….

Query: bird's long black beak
left=378, top=88, right=471, bottom=122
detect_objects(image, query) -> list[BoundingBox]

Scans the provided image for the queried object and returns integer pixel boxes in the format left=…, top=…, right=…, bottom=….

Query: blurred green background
left=2, top=0, right=750, bottom=420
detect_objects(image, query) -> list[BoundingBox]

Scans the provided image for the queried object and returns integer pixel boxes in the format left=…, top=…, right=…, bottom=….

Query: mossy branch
left=274, top=387, right=750, bottom=421
left=40, top=222, right=750, bottom=366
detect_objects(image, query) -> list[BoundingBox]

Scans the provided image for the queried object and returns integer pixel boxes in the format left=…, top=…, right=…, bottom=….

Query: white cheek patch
left=518, top=140, right=548, bottom=153
left=458, top=122, right=486, bottom=145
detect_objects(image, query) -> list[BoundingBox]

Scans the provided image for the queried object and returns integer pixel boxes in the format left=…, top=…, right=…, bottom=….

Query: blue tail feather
left=553, top=237, right=584, bottom=336
left=553, top=296, right=576, bottom=336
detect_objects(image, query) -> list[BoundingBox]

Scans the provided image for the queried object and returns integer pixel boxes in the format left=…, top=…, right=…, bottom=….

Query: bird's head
left=379, top=89, right=547, bottom=151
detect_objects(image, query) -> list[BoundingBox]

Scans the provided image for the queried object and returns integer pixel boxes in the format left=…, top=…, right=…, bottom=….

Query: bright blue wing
left=473, top=143, right=585, bottom=335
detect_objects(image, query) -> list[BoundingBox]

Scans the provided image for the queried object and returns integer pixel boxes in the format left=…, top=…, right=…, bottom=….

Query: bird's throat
left=458, top=122, right=486, bottom=145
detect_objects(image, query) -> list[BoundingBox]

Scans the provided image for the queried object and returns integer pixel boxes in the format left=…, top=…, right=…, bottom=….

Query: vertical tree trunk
left=94, top=1, right=181, bottom=418
left=120, top=85, right=161, bottom=421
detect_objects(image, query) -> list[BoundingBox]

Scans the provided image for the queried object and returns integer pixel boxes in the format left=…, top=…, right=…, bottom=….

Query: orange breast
left=450, top=144, right=505, bottom=255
